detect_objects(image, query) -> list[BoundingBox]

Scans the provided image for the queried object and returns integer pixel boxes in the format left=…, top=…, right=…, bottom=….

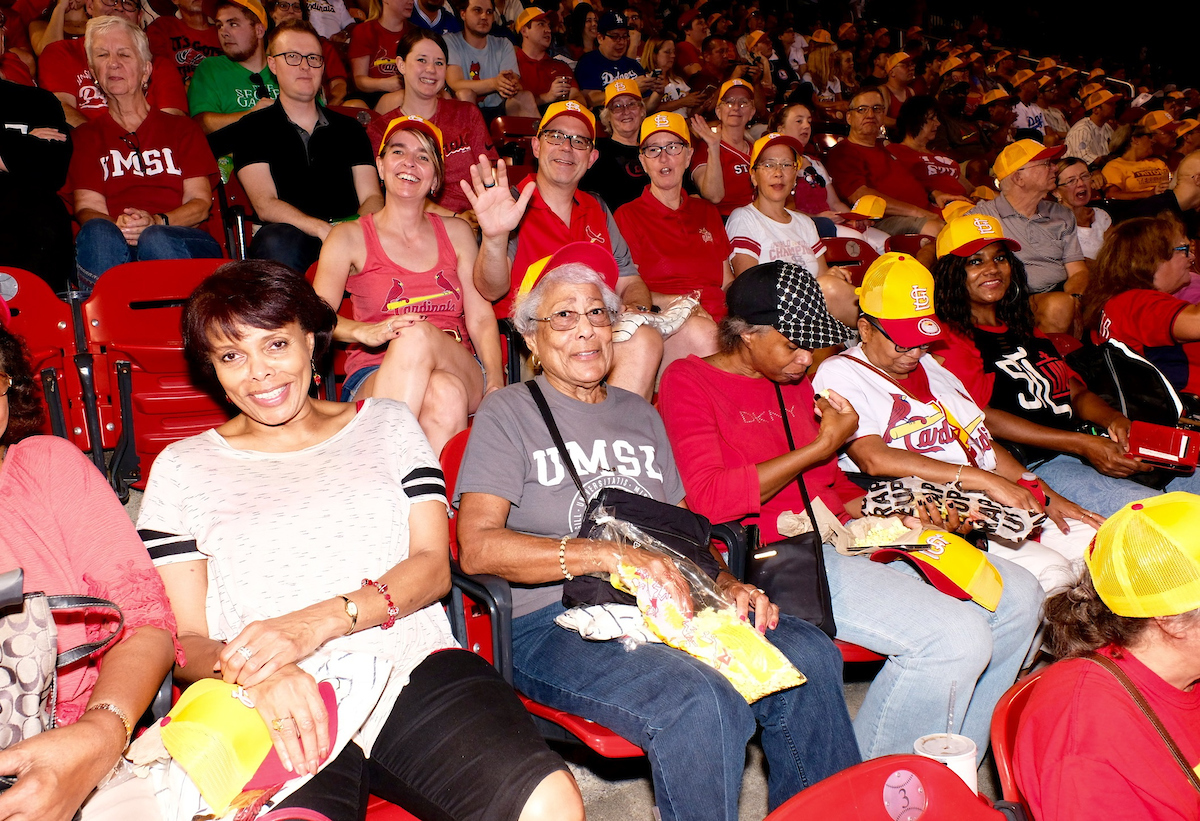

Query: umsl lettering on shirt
left=532, top=439, right=664, bottom=486
left=101, top=148, right=183, bottom=181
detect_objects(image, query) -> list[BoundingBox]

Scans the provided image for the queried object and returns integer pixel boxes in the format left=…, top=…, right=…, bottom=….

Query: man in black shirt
left=232, top=20, right=382, bottom=272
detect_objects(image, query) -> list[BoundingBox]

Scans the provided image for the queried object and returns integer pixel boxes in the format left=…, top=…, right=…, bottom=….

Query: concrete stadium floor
left=123, top=489, right=998, bottom=820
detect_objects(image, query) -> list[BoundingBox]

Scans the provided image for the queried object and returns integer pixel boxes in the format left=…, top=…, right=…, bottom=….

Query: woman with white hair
left=68, top=15, right=222, bottom=288
left=455, top=244, right=861, bottom=821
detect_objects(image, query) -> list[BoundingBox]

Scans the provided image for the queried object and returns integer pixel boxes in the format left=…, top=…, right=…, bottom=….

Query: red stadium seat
left=821, top=237, right=880, bottom=286
left=489, top=116, right=539, bottom=168
left=884, top=233, right=936, bottom=256
left=79, top=259, right=233, bottom=497
left=836, top=639, right=886, bottom=664
left=990, top=669, right=1046, bottom=813
left=763, top=754, right=1008, bottom=820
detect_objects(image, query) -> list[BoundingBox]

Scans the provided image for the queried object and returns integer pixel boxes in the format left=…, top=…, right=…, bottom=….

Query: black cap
left=725, top=261, right=854, bottom=349
left=598, top=11, right=628, bottom=35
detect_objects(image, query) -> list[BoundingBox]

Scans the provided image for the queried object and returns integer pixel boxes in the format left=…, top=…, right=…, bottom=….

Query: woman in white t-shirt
left=138, top=261, right=581, bottom=820
left=1053, top=156, right=1110, bottom=260
left=725, top=132, right=859, bottom=324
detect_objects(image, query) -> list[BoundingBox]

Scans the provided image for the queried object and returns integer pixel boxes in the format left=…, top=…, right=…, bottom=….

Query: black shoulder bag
left=743, top=384, right=837, bottom=637
left=526, top=381, right=721, bottom=607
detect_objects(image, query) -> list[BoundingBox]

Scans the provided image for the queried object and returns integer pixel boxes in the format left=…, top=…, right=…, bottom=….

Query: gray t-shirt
left=455, top=376, right=686, bottom=617
left=445, top=32, right=519, bottom=110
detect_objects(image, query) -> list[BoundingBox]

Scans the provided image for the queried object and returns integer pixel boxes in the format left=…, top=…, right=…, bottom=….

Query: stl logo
left=654, top=114, right=670, bottom=127
left=972, top=216, right=996, bottom=234
left=910, top=285, right=931, bottom=311
left=564, top=100, right=582, bottom=111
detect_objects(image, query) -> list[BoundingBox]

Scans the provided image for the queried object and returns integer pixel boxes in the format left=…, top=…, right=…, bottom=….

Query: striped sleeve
left=813, top=238, right=827, bottom=259
left=139, top=528, right=203, bottom=566
left=729, top=236, right=762, bottom=260
left=402, top=466, right=447, bottom=504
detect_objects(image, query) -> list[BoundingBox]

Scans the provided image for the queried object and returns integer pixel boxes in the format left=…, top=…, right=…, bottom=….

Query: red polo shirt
left=514, top=48, right=578, bottom=97
left=690, top=139, right=754, bottom=217
left=499, top=175, right=617, bottom=318
left=615, top=188, right=730, bottom=319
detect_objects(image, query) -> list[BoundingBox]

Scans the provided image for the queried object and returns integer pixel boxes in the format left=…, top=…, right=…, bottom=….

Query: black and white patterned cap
left=726, top=261, right=854, bottom=349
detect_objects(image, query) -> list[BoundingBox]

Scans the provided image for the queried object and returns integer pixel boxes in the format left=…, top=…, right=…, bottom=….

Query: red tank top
left=345, top=212, right=473, bottom=376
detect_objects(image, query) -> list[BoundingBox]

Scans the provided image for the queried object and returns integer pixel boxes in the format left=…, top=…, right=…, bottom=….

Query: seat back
left=0, top=268, right=79, bottom=442
left=820, top=237, right=880, bottom=286
left=990, top=670, right=1045, bottom=809
left=80, top=259, right=233, bottom=495
left=489, top=116, right=539, bottom=167
left=764, top=754, right=1007, bottom=820
left=884, top=233, right=936, bottom=256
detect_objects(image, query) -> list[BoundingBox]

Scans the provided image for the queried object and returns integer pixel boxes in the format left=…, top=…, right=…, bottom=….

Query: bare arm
left=1063, top=260, right=1089, bottom=295
left=238, top=162, right=333, bottom=239
left=54, top=93, right=88, bottom=128
left=74, top=188, right=113, bottom=224
left=195, top=98, right=274, bottom=134
left=446, top=64, right=501, bottom=97
left=352, top=164, right=384, bottom=215
left=756, top=393, right=858, bottom=501
left=445, top=216, right=504, bottom=392
left=846, top=183, right=938, bottom=221
left=615, top=273, right=653, bottom=310
left=351, top=55, right=402, bottom=94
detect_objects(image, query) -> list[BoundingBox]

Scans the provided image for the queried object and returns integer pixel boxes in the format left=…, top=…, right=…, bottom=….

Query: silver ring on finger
left=237, top=645, right=254, bottom=660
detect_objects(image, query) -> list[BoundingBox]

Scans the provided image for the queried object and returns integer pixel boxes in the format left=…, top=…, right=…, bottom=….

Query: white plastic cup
left=914, top=733, right=978, bottom=794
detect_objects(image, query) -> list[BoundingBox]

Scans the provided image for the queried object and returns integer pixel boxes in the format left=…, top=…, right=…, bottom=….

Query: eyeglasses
left=0, top=373, right=10, bottom=397
left=538, top=129, right=593, bottom=151
left=850, top=104, right=885, bottom=115
left=535, top=307, right=615, bottom=331
left=609, top=99, right=643, bottom=112
left=1173, top=243, right=1194, bottom=257
left=99, top=0, right=141, bottom=11
left=720, top=98, right=753, bottom=109
left=755, top=160, right=797, bottom=171
left=1022, top=160, right=1053, bottom=172
left=865, top=316, right=931, bottom=354
left=1057, top=172, right=1091, bottom=187
left=272, top=1, right=303, bottom=9
left=271, top=51, right=325, bottom=68
left=604, top=32, right=630, bottom=41
left=640, top=141, right=686, bottom=158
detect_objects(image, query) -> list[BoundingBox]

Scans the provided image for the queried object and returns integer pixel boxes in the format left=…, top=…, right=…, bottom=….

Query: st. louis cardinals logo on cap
left=910, top=285, right=931, bottom=311
left=972, top=216, right=997, bottom=234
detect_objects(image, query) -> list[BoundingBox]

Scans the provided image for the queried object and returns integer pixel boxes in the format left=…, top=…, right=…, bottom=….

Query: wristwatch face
left=345, top=598, right=359, bottom=618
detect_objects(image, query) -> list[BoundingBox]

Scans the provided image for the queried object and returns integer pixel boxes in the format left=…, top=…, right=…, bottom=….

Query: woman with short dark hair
left=144, top=259, right=581, bottom=820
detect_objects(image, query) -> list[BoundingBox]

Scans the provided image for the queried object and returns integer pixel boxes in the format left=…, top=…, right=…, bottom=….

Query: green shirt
left=187, top=55, right=279, bottom=115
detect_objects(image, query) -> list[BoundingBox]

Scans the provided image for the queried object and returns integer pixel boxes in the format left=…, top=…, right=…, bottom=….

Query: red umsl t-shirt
left=0, top=52, right=34, bottom=86
left=349, top=19, right=407, bottom=80
left=615, top=187, right=730, bottom=319
left=39, top=38, right=190, bottom=119
left=514, top=48, right=578, bottom=97
left=1098, top=289, right=1200, bottom=394
left=886, top=142, right=969, bottom=196
left=68, top=108, right=218, bottom=218
left=690, top=139, right=754, bottom=217
left=146, top=16, right=223, bottom=84
left=825, top=138, right=930, bottom=211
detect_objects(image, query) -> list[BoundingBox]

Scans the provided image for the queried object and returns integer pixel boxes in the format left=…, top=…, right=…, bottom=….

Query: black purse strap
left=43, top=594, right=125, bottom=668
left=1085, top=651, right=1200, bottom=795
left=528, top=380, right=587, bottom=498
left=773, top=383, right=820, bottom=529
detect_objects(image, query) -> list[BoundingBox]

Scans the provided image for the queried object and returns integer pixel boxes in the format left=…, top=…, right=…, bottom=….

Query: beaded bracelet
left=86, top=702, right=132, bottom=748
left=362, top=578, right=400, bottom=630
left=558, top=536, right=574, bottom=580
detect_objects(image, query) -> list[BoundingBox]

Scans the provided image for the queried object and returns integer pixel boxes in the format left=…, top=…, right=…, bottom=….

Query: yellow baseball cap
left=746, top=30, right=769, bottom=51
left=1012, top=69, right=1036, bottom=88
left=941, top=200, right=974, bottom=222
left=885, top=51, right=913, bottom=72
left=1141, top=110, right=1179, bottom=133
left=1088, top=68, right=1107, bottom=80
left=1086, top=493, right=1200, bottom=618
left=1035, top=57, right=1056, bottom=72
left=1081, top=82, right=1104, bottom=98
left=538, top=99, right=596, bottom=140
left=936, top=214, right=1023, bottom=258
left=871, top=530, right=1004, bottom=611
left=993, top=49, right=1012, bottom=63
left=836, top=22, right=855, bottom=38
left=604, top=79, right=641, bottom=107
left=718, top=77, right=755, bottom=102
left=378, top=114, right=444, bottom=157
left=517, top=241, right=619, bottom=299
left=515, top=6, right=547, bottom=30
left=972, top=184, right=998, bottom=201
left=1059, top=66, right=1078, bottom=79
left=1168, top=90, right=1186, bottom=100
left=749, top=131, right=803, bottom=167
left=856, top=252, right=943, bottom=346
left=992, top=138, right=1065, bottom=181
left=981, top=88, right=1012, bottom=106
left=226, top=0, right=267, bottom=27
left=839, top=194, right=886, bottom=220
left=808, top=28, right=834, bottom=46
left=1176, top=118, right=1200, bottom=139
left=938, top=56, right=966, bottom=77
left=639, top=111, right=689, bottom=145
left=1084, top=89, right=1116, bottom=111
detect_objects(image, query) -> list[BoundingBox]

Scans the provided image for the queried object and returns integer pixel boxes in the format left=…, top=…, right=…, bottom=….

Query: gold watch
left=338, top=595, right=358, bottom=635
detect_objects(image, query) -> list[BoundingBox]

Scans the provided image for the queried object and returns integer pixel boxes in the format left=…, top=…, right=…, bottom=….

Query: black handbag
left=526, top=381, right=722, bottom=608
left=743, top=384, right=837, bottom=637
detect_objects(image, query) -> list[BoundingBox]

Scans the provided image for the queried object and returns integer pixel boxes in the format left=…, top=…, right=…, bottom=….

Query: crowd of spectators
left=6, top=0, right=1200, bottom=819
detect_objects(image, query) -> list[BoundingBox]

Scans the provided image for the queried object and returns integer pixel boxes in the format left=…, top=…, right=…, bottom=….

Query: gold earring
left=530, top=353, right=542, bottom=372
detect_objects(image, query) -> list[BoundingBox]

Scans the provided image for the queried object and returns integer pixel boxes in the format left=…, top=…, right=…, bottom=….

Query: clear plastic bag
left=588, top=508, right=807, bottom=703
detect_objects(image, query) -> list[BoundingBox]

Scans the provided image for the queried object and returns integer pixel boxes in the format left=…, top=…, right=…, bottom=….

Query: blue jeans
left=512, top=604, right=861, bottom=820
left=1032, top=452, right=1200, bottom=517
left=249, top=222, right=324, bottom=274
left=75, top=220, right=222, bottom=288
left=825, top=546, right=1042, bottom=758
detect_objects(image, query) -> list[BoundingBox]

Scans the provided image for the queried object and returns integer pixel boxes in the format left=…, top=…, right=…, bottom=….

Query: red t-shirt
left=39, top=38, right=190, bottom=119
left=690, top=139, right=754, bottom=217
left=68, top=107, right=217, bottom=218
left=936, top=324, right=994, bottom=407
left=676, top=40, right=702, bottom=71
left=614, top=188, right=730, bottom=319
left=146, top=16, right=222, bottom=84
left=514, top=48, right=578, bottom=97
left=0, top=52, right=34, bottom=86
left=1099, top=289, right=1200, bottom=394
left=825, top=138, right=930, bottom=211
left=1015, top=645, right=1200, bottom=821
left=659, top=355, right=865, bottom=542
left=886, top=142, right=969, bottom=196
left=349, top=19, right=406, bottom=80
